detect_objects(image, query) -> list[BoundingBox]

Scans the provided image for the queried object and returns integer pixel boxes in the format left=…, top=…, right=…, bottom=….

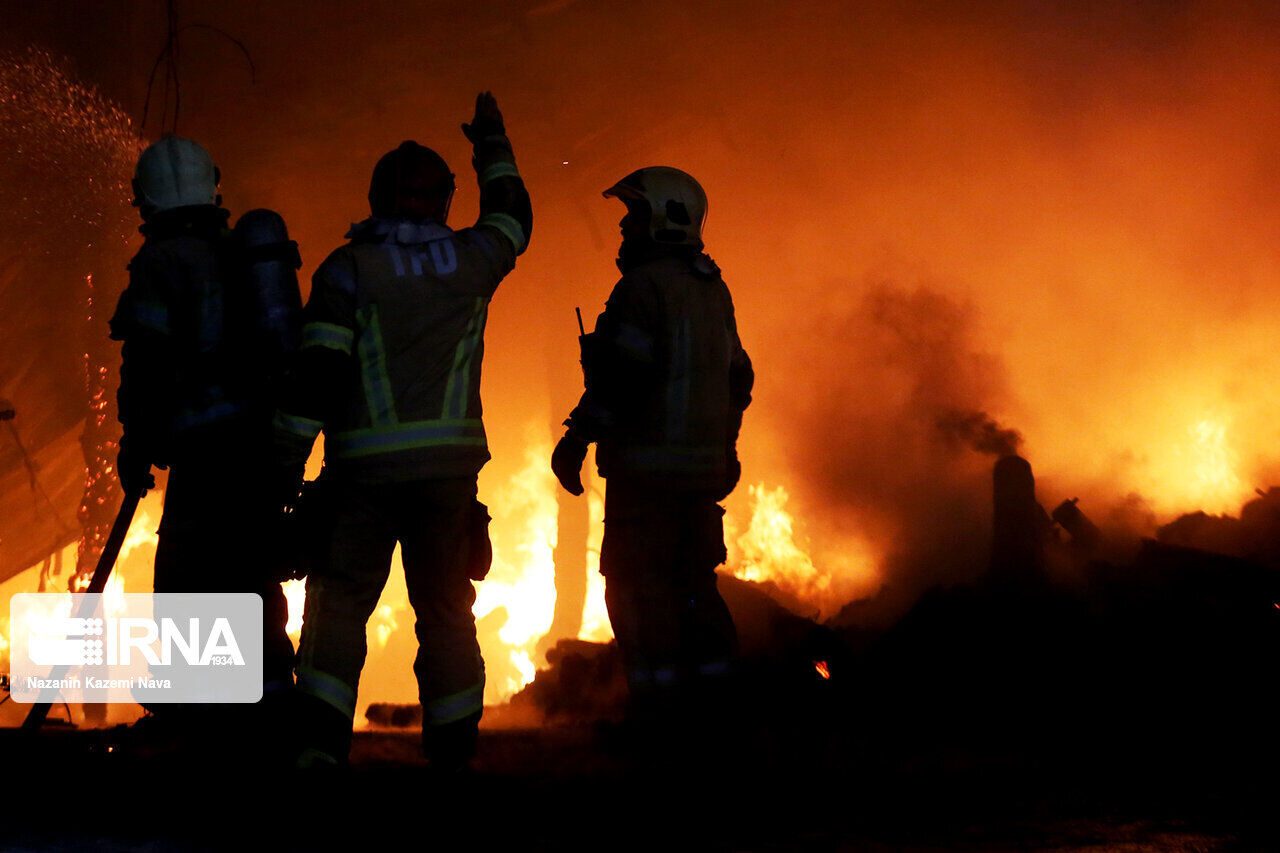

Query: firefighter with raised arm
left=110, top=136, right=300, bottom=742
left=273, top=92, right=531, bottom=771
left=552, top=167, right=753, bottom=729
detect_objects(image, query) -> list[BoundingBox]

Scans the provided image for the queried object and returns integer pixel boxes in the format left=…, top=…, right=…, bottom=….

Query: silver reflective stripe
left=297, top=666, right=357, bottom=719
left=478, top=161, right=520, bottom=185
left=386, top=244, right=406, bottom=277
left=423, top=681, right=484, bottom=726
left=273, top=410, right=324, bottom=440
left=328, top=418, right=486, bottom=458
left=442, top=298, right=488, bottom=419
left=409, top=248, right=423, bottom=276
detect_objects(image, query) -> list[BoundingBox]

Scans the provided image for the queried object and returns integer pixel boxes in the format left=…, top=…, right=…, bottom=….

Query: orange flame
left=729, top=484, right=878, bottom=620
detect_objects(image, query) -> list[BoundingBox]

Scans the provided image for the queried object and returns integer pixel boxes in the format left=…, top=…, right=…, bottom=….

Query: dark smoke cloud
left=935, top=409, right=1022, bottom=457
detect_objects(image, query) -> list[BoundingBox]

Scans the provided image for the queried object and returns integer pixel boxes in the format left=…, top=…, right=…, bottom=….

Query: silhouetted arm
left=110, top=252, right=179, bottom=478
left=464, top=91, right=532, bottom=263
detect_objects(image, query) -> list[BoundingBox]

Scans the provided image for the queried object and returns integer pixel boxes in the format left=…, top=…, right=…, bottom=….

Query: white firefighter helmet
left=603, top=166, right=708, bottom=247
left=132, top=136, right=219, bottom=218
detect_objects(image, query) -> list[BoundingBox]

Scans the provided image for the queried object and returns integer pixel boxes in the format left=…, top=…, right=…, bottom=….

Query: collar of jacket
left=139, top=205, right=230, bottom=240
left=346, top=217, right=452, bottom=245
left=616, top=241, right=721, bottom=280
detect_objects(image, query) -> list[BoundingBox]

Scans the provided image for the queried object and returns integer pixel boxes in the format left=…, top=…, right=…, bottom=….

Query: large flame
left=1144, top=416, right=1250, bottom=516
left=473, top=428, right=560, bottom=702
left=728, top=484, right=878, bottom=620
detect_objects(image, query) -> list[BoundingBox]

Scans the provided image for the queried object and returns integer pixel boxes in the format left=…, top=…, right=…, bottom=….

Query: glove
left=461, top=91, right=505, bottom=143
left=551, top=434, right=588, bottom=496
left=116, top=438, right=155, bottom=497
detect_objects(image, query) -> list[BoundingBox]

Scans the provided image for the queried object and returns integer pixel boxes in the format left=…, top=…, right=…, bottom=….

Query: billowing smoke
left=765, top=279, right=1019, bottom=625
left=936, top=410, right=1022, bottom=458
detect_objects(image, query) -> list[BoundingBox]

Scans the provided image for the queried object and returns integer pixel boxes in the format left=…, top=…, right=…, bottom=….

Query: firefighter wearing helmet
left=552, top=166, right=754, bottom=730
left=110, top=135, right=298, bottom=746
left=273, top=92, right=532, bottom=771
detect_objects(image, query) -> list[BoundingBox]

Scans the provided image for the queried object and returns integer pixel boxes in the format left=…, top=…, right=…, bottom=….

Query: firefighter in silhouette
left=273, top=92, right=531, bottom=770
left=552, top=167, right=753, bottom=725
left=110, top=136, right=299, bottom=731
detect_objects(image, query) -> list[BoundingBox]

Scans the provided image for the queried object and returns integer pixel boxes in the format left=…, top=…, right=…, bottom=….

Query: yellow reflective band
left=442, top=298, right=488, bottom=419
left=478, top=161, right=520, bottom=185
left=424, top=681, right=485, bottom=726
left=327, top=418, right=487, bottom=458
left=301, top=321, right=355, bottom=355
left=296, top=666, right=357, bottom=719
left=356, top=305, right=397, bottom=426
left=478, top=213, right=527, bottom=255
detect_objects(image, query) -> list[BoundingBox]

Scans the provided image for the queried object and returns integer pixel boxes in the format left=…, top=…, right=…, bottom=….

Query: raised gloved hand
left=551, top=434, right=588, bottom=496
left=116, top=438, right=155, bottom=497
left=461, top=91, right=505, bottom=143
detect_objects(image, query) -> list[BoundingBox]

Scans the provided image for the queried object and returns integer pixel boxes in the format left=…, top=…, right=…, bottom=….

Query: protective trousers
left=600, top=482, right=738, bottom=705
left=296, top=477, right=484, bottom=761
left=154, top=428, right=294, bottom=692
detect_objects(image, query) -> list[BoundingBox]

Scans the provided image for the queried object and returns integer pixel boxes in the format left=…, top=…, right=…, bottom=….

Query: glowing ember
left=814, top=660, right=831, bottom=680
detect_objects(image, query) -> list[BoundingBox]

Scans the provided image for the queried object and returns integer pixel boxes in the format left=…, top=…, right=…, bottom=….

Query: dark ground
left=1, top=688, right=1275, bottom=852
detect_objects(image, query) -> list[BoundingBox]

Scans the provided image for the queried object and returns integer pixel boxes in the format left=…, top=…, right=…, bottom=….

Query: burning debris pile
left=451, top=440, right=1279, bottom=751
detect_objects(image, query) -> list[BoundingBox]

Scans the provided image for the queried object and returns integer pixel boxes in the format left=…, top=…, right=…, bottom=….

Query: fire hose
left=20, top=488, right=142, bottom=732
